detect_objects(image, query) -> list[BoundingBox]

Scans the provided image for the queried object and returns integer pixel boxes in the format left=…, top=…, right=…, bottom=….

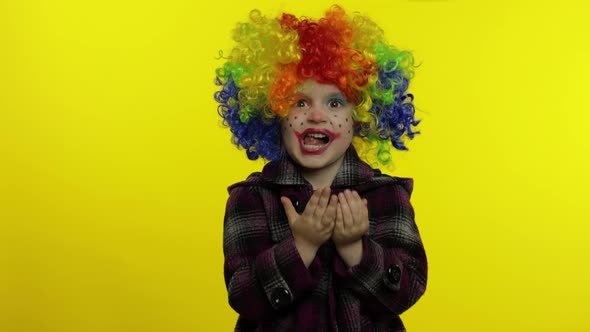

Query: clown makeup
left=281, top=79, right=355, bottom=188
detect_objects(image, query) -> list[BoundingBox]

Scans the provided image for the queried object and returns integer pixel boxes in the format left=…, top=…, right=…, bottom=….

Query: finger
left=322, top=194, right=338, bottom=226
left=335, top=202, right=344, bottom=233
left=352, top=190, right=363, bottom=203
left=344, top=189, right=361, bottom=216
left=315, top=187, right=332, bottom=217
left=280, top=196, right=298, bottom=225
left=338, top=191, right=353, bottom=229
left=346, top=190, right=362, bottom=215
left=349, top=190, right=368, bottom=223
left=361, top=198, right=369, bottom=216
left=358, top=196, right=369, bottom=234
left=303, top=188, right=323, bottom=217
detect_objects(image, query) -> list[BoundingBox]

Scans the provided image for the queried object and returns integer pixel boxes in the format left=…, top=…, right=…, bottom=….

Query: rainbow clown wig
left=214, top=6, right=420, bottom=167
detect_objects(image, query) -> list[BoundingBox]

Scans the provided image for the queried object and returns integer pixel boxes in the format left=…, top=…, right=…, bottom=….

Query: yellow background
left=1, top=0, right=589, bottom=331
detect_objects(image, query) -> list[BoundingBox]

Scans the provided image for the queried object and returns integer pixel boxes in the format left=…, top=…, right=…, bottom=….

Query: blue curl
left=369, top=68, right=420, bottom=150
left=215, top=76, right=282, bottom=161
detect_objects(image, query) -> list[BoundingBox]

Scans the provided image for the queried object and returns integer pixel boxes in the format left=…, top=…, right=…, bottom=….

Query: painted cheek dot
left=339, top=124, right=342, bottom=127
left=345, top=118, right=348, bottom=122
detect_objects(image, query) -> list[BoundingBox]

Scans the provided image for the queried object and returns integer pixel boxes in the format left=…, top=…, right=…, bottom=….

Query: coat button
left=270, top=287, right=292, bottom=308
left=387, top=265, right=401, bottom=284
left=288, top=195, right=302, bottom=213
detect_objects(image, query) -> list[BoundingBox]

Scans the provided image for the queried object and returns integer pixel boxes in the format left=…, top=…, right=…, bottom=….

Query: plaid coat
left=223, top=148, right=427, bottom=331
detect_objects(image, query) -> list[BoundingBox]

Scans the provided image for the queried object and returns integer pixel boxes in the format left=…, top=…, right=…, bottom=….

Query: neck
left=300, top=155, right=345, bottom=190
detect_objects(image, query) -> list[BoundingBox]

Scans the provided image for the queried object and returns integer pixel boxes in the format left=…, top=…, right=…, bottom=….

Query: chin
left=295, top=154, right=339, bottom=170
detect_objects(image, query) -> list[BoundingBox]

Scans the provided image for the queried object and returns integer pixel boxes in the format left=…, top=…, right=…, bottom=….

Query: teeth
left=303, top=144, right=324, bottom=150
left=301, top=132, right=329, bottom=151
left=306, top=133, right=327, bottom=138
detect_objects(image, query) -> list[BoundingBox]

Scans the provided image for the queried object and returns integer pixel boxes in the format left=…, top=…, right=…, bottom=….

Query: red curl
left=276, top=6, right=376, bottom=109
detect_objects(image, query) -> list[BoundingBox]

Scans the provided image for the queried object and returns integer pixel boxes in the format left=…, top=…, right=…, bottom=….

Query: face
left=281, top=79, right=355, bottom=172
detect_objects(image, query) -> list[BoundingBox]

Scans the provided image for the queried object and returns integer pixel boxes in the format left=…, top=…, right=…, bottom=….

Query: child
left=215, top=6, right=427, bottom=331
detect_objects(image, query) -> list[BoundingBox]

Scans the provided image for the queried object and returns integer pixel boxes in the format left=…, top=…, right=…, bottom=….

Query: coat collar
left=261, top=147, right=375, bottom=188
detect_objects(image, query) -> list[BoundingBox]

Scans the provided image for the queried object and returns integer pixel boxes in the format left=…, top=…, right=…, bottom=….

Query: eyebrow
left=297, top=92, right=348, bottom=100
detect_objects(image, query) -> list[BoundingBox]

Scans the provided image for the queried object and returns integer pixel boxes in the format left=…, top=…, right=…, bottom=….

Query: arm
left=333, top=183, right=428, bottom=317
left=223, top=186, right=322, bottom=321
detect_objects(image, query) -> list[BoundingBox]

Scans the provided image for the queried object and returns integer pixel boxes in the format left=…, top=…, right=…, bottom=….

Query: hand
left=281, top=187, right=338, bottom=250
left=332, top=190, right=369, bottom=247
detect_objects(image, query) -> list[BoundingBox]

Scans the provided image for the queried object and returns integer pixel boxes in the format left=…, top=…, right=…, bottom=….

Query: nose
left=307, top=107, right=327, bottom=123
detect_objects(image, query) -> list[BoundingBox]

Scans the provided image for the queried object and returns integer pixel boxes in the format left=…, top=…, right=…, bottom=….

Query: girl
left=215, top=6, right=427, bottom=331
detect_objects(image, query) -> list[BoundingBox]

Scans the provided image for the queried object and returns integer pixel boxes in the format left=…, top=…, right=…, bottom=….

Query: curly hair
left=214, top=5, right=420, bottom=166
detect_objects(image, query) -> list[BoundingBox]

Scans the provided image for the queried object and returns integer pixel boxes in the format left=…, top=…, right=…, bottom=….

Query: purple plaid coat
left=223, top=148, right=427, bottom=331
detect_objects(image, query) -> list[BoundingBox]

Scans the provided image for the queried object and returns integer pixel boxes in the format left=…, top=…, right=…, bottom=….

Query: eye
left=294, top=99, right=308, bottom=108
left=328, top=98, right=346, bottom=108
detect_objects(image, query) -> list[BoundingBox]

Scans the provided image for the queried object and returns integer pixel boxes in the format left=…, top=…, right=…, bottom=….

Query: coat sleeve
left=223, top=185, right=323, bottom=320
left=333, top=179, right=428, bottom=317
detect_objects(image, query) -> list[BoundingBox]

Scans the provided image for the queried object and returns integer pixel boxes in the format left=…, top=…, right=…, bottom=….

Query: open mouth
left=294, top=129, right=339, bottom=155
left=303, top=132, right=330, bottom=150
